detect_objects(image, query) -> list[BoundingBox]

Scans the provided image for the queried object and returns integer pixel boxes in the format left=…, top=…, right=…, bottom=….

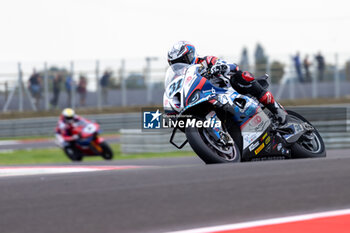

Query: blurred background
left=0, top=0, right=349, bottom=160
left=1, top=50, right=349, bottom=112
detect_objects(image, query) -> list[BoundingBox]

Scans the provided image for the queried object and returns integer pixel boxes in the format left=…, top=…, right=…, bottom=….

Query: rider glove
left=210, top=63, right=230, bottom=79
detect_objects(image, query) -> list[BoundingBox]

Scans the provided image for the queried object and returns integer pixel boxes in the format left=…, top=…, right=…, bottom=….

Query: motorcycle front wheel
left=185, top=123, right=242, bottom=164
left=64, top=146, right=83, bottom=162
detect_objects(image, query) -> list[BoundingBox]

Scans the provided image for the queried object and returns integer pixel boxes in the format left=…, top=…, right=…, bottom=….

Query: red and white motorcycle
left=56, top=121, right=113, bottom=161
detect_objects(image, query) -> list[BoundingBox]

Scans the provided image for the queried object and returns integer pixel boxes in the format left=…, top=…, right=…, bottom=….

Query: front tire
left=64, top=146, right=83, bottom=161
left=185, top=124, right=241, bottom=164
left=287, top=110, right=326, bottom=158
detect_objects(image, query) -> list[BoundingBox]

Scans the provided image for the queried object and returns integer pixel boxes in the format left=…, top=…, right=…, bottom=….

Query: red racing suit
left=55, top=115, right=89, bottom=143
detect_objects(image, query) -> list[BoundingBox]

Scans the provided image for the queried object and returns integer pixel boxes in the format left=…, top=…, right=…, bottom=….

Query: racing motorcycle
left=59, top=121, right=113, bottom=161
left=163, top=63, right=326, bottom=164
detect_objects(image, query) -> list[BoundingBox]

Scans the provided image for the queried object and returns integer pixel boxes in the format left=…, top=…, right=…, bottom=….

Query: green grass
left=0, top=144, right=195, bottom=165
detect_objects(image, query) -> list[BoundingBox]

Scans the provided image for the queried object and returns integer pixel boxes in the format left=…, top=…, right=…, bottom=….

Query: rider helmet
left=168, top=41, right=197, bottom=66
left=62, top=108, right=76, bottom=123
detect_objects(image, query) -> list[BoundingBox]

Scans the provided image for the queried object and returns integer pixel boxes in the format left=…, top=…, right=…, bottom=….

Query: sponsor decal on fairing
left=249, top=141, right=260, bottom=151
left=254, top=143, right=265, bottom=155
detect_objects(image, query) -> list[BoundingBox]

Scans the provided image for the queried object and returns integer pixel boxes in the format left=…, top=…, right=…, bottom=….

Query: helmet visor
left=64, top=116, right=74, bottom=123
left=168, top=50, right=195, bottom=65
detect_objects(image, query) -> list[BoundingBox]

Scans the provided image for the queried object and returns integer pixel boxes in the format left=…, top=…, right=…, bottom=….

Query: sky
left=0, top=0, right=350, bottom=63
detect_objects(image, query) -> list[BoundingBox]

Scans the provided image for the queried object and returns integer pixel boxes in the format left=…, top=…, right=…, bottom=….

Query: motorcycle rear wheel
left=287, top=110, right=326, bottom=158
left=101, top=142, right=114, bottom=160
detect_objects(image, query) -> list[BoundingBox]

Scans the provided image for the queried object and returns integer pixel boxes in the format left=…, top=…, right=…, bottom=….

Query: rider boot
left=259, top=91, right=287, bottom=124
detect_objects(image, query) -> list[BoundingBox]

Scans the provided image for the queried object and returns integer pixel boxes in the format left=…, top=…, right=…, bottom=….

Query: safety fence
left=0, top=52, right=350, bottom=112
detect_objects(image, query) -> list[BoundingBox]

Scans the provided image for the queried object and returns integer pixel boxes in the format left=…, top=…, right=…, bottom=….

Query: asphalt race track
left=0, top=149, right=350, bottom=233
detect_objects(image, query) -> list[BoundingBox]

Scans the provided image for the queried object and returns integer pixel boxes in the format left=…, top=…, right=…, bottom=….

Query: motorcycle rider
left=55, top=108, right=88, bottom=147
left=167, top=41, right=287, bottom=124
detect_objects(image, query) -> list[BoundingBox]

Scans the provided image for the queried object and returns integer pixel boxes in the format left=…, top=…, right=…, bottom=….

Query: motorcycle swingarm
left=276, top=122, right=314, bottom=144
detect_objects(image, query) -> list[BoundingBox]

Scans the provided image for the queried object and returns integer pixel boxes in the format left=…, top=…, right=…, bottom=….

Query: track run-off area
left=0, top=149, right=349, bottom=233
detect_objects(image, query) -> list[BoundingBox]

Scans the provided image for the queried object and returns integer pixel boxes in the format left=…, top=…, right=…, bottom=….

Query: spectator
left=77, top=74, right=88, bottom=107
left=254, top=43, right=268, bottom=77
left=65, top=74, right=74, bottom=106
left=315, top=52, right=326, bottom=81
left=293, top=52, right=304, bottom=82
left=50, top=73, right=63, bottom=109
left=28, top=68, right=42, bottom=109
left=303, top=55, right=312, bottom=82
left=100, top=70, right=111, bottom=105
left=239, top=47, right=249, bottom=71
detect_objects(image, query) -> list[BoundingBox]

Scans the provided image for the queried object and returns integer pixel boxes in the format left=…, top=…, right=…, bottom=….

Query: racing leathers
left=55, top=115, right=87, bottom=147
left=195, top=56, right=287, bottom=124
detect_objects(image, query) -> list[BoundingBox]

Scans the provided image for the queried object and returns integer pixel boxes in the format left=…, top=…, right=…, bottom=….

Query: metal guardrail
left=0, top=113, right=140, bottom=138
left=120, top=129, right=191, bottom=154
left=120, top=107, right=350, bottom=153
left=120, top=122, right=350, bottom=154
left=0, top=107, right=348, bottom=151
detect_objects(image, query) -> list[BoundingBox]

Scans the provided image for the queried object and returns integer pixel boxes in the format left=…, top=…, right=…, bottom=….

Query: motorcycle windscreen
left=164, top=63, right=189, bottom=91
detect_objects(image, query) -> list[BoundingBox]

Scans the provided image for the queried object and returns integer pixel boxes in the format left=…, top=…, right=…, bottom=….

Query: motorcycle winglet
left=169, top=127, right=188, bottom=149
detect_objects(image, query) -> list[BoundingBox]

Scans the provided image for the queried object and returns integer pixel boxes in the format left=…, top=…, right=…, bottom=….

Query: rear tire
left=287, top=110, right=326, bottom=158
left=185, top=123, right=242, bottom=164
left=101, top=142, right=114, bottom=160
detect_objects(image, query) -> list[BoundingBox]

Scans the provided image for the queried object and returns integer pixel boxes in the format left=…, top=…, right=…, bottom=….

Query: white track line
left=170, top=208, right=350, bottom=233
left=0, top=166, right=140, bottom=177
left=0, top=140, right=20, bottom=146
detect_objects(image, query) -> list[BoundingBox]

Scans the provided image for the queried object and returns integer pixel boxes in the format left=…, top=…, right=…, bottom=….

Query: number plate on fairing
left=166, top=77, right=184, bottom=98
